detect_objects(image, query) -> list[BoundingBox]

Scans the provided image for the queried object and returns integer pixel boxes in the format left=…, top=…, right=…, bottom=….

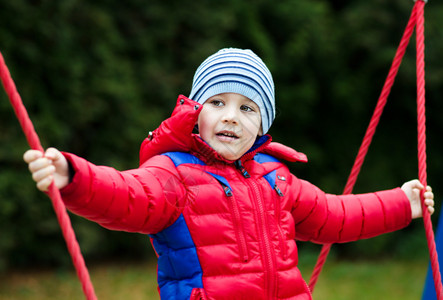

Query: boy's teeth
left=218, top=132, right=237, bottom=137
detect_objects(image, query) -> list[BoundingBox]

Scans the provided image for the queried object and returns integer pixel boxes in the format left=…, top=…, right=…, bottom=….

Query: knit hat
left=189, top=48, right=275, bottom=134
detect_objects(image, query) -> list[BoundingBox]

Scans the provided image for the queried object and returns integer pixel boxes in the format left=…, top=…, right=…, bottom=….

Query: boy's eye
left=241, top=105, right=254, bottom=112
left=210, top=99, right=224, bottom=107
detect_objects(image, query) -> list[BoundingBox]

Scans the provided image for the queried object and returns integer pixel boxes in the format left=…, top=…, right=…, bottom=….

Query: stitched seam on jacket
left=375, top=192, right=388, bottom=231
left=337, top=197, right=347, bottom=241
left=357, top=195, right=365, bottom=240
left=315, top=189, right=331, bottom=241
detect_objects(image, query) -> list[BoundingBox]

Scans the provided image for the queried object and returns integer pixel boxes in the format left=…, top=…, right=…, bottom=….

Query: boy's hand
left=23, top=148, right=70, bottom=192
left=401, top=179, right=435, bottom=219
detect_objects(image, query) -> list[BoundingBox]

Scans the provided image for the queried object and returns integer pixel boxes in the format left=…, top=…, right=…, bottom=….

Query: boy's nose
left=221, top=108, right=239, bottom=125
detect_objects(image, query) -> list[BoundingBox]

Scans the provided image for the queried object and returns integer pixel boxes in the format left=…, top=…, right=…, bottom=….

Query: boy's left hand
left=401, top=179, right=435, bottom=219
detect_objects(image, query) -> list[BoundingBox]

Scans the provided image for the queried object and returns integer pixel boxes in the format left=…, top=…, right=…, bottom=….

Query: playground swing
left=0, top=0, right=440, bottom=299
left=307, top=0, right=442, bottom=297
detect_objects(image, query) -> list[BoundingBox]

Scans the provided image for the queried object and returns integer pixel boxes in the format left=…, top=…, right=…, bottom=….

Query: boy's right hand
left=23, top=148, right=70, bottom=192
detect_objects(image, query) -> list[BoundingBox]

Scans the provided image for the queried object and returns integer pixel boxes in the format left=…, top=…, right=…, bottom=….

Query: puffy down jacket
left=60, top=95, right=411, bottom=300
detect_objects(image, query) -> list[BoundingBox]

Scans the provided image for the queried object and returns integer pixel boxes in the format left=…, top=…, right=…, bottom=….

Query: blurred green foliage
left=0, top=0, right=442, bottom=271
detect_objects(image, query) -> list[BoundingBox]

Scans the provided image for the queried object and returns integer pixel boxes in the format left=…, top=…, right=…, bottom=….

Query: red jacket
left=61, top=96, right=411, bottom=300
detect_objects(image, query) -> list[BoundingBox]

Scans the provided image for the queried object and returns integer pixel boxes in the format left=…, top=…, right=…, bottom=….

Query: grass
left=0, top=257, right=429, bottom=300
left=303, top=259, right=428, bottom=300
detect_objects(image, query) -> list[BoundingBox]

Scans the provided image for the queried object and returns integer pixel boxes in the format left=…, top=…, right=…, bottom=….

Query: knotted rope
left=308, top=1, right=442, bottom=298
left=0, top=52, right=97, bottom=300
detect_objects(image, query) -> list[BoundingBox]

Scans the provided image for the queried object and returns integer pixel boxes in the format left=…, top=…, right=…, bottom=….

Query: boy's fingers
left=424, top=199, right=434, bottom=206
left=28, top=157, right=51, bottom=173
left=29, top=158, right=54, bottom=175
left=45, top=147, right=61, bottom=161
left=428, top=206, right=435, bottom=215
left=23, top=150, right=43, bottom=163
left=32, top=165, right=55, bottom=182
left=36, top=175, right=53, bottom=192
left=424, top=191, right=434, bottom=199
left=411, top=179, right=424, bottom=190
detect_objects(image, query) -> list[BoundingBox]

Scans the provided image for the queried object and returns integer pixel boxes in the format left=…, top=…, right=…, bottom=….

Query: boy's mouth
left=216, top=130, right=239, bottom=140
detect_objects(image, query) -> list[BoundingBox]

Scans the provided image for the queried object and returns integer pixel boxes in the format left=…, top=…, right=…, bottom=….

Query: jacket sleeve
left=60, top=152, right=186, bottom=234
left=289, top=175, right=412, bottom=243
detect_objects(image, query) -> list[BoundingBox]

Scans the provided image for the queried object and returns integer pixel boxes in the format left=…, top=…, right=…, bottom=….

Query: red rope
left=416, top=1, right=443, bottom=298
left=308, top=5, right=418, bottom=291
left=308, top=2, right=417, bottom=291
left=309, top=1, right=442, bottom=296
left=0, top=52, right=98, bottom=300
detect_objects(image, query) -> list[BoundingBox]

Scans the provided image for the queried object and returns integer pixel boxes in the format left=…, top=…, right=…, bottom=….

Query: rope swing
left=308, top=1, right=443, bottom=298
left=0, top=0, right=440, bottom=299
left=0, top=53, right=97, bottom=300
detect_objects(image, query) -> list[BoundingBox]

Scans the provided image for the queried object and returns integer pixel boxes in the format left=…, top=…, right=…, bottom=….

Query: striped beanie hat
left=189, top=48, right=275, bottom=134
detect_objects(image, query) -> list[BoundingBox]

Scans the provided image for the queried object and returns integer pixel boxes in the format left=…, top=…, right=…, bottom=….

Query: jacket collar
left=139, top=95, right=307, bottom=166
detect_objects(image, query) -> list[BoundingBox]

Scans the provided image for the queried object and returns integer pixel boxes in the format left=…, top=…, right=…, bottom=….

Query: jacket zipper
left=235, top=160, right=277, bottom=299
left=250, top=179, right=277, bottom=299
left=218, top=180, right=249, bottom=262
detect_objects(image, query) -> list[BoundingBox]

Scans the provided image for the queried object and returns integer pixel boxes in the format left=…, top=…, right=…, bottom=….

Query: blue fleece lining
left=263, top=170, right=277, bottom=189
left=247, top=135, right=270, bottom=154
left=253, top=152, right=281, bottom=164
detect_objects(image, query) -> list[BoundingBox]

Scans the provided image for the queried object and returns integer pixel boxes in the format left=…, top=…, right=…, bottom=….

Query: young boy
left=24, top=48, right=434, bottom=300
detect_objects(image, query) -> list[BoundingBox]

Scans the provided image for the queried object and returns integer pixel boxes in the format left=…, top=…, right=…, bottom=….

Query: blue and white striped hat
left=189, top=48, right=275, bottom=134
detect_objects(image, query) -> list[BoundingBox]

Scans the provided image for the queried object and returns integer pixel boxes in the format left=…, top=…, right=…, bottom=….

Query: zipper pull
left=223, top=185, right=233, bottom=197
left=217, top=180, right=233, bottom=197
left=234, top=160, right=250, bottom=178
left=274, top=185, right=284, bottom=196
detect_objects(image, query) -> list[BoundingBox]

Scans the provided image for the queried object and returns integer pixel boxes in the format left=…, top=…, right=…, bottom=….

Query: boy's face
left=198, top=93, right=262, bottom=161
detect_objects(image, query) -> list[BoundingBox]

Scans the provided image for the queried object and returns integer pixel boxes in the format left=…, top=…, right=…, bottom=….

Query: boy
left=24, top=48, right=434, bottom=300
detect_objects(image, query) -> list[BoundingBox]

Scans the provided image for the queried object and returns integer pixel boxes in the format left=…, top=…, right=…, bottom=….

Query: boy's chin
left=220, top=154, right=240, bottom=161
left=217, top=149, right=245, bottom=161
left=208, top=140, right=252, bottom=161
